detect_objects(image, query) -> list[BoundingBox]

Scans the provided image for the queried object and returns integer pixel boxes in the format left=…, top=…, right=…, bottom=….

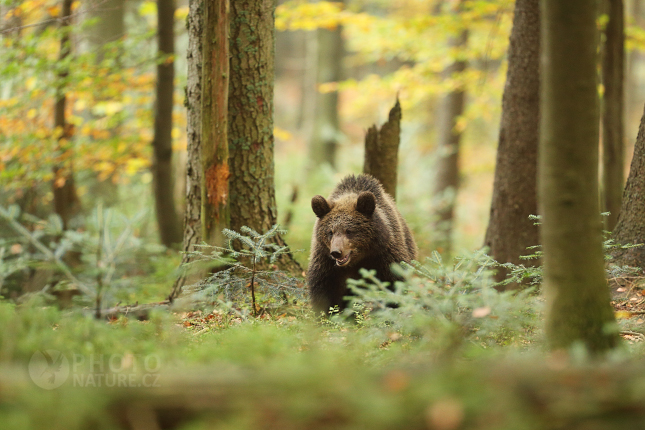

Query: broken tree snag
left=363, top=99, right=402, bottom=200
left=200, top=0, right=230, bottom=246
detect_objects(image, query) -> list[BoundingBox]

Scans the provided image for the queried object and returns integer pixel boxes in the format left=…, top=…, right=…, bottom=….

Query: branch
left=88, top=300, right=171, bottom=320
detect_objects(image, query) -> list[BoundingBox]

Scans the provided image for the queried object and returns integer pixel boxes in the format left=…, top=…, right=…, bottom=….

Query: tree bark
left=53, top=0, right=80, bottom=230
left=433, top=14, right=467, bottom=257
left=483, top=0, right=540, bottom=287
left=228, top=0, right=301, bottom=274
left=152, top=0, right=182, bottom=248
left=540, top=0, right=618, bottom=353
left=363, top=99, right=401, bottom=200
left=307, top=5, right=344, bottom=171
left=601, top=0, right=625, bottom=231
left=201, top=0, right=230, bottom=246
left=170, top=0, right=204, bottom=301
left=611, top=103, right=645, bottom=267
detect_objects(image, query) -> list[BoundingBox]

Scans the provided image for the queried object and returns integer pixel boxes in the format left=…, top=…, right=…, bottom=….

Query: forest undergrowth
left=2, top=209, right=645, bottom=429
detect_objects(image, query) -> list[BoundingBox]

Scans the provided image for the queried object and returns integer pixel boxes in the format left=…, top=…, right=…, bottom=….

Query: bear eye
left=327, top=231, right=333, bottom=239
left=346, top=229, right=353, bottom=236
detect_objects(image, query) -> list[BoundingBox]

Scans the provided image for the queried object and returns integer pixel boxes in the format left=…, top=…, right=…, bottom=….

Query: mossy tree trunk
left=432, top=3, right=467, bottom=257
left=307, top=1, right=344, bottom=171
left=152, top=0, right=182, bottom=248
left=53, top=0, right=80, bottom=230
left=540, top=0, right=618, bottom=353
left=170, top=0, right=204, bottom=301
left=601, top=0, right=625, bottom=232
left=201, top=0, right=230, bottom=246
left=611, top=104, right=645, bottom=267
left=228, top=0, right=300, bottom=274
left=483, top=0, right=540, bottom=287
left=363, top=100, right=401, bottom=200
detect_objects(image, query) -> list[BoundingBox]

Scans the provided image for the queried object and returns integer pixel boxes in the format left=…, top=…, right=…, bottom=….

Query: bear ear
left=356, top=191, right=376, bottom=217
left=311, top=195, right=331, bottom=218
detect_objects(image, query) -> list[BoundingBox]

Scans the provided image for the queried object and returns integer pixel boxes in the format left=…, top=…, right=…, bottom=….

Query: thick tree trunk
left=611, top=104, right=645, bottom=267
left=307, top=8, right=344, bottom=170
left=483, top=0, right=540, bottom=287
left=601, top=0, right=625, bottom=232
left=53, top=0, right=80, bottom=230
left=433, top=23, right=467, bottom=256
left=228, top=0, right=301, bottom=274
left=363, top=100, right=401, bottom=200
left=540, top=0, right=618, bottom=353
left=152, top=0, right=182, bottom=248
left=201, top=0, right=230, bottom=246
left=170, top=0, right=204, bottom=301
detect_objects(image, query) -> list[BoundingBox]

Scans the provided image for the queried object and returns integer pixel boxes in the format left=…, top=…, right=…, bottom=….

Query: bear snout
left=330, top=235, right=346, bottom=258
left=330, top=235, right=352, bottom=266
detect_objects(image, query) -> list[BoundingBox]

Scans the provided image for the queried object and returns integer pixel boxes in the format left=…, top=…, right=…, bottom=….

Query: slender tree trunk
left=363, top=99, right=401, bottom=200
left=87, top=0, right=124, bottom=49
left=307, top=2, right=344, bottom=171
left=152, top=0, right=181, bottom=248
left=170, top=0, right=204, bottom=301
left=626, top=0, right=643, bottom=146
left=300, top=30, right=317, bottom=138
left=602, top=0, right=625, bottom=231
left=228, top=0, right=301, bottom=274
left=53, top=0, right=80, bottom=230
left=611, top=103, right=645, bottom=267
left=540, top=0, right=618, bottom=353
left=201, top=0, right=230, bottom=246
left=433, top=18, right=467, bottom=256
left=483, top=0, right=540, bottom=287
left=85, top=0, right=125, bottom=206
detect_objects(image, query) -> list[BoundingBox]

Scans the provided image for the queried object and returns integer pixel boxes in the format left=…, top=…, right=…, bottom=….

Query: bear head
left=311, top=191, right=377, bottom=268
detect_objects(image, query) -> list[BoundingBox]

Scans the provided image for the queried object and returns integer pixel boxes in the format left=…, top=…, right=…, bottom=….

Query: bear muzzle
left=330, top=235, right=352, bottom=267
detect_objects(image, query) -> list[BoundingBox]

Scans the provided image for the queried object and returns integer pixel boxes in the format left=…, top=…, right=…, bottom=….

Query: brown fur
left=307, top=174, right=417, bottom=313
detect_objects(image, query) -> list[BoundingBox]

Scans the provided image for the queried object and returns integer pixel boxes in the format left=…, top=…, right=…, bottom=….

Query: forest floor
left=610, top=272, right=645, bottom=342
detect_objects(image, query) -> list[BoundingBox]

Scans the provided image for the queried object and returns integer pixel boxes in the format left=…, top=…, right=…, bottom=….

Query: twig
left=0, top=206, right=92, bottom=296
left=250, top=257, right=258, bottom=317
left=95, top=205, right=104, bottom=319
left=88, top=300, right=170, bottom=320
left=620, top=330, right=645, bottom=340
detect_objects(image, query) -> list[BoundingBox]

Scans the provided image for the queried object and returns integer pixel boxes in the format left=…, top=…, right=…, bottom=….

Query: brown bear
left=307, top=174, right=417, bottom=313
